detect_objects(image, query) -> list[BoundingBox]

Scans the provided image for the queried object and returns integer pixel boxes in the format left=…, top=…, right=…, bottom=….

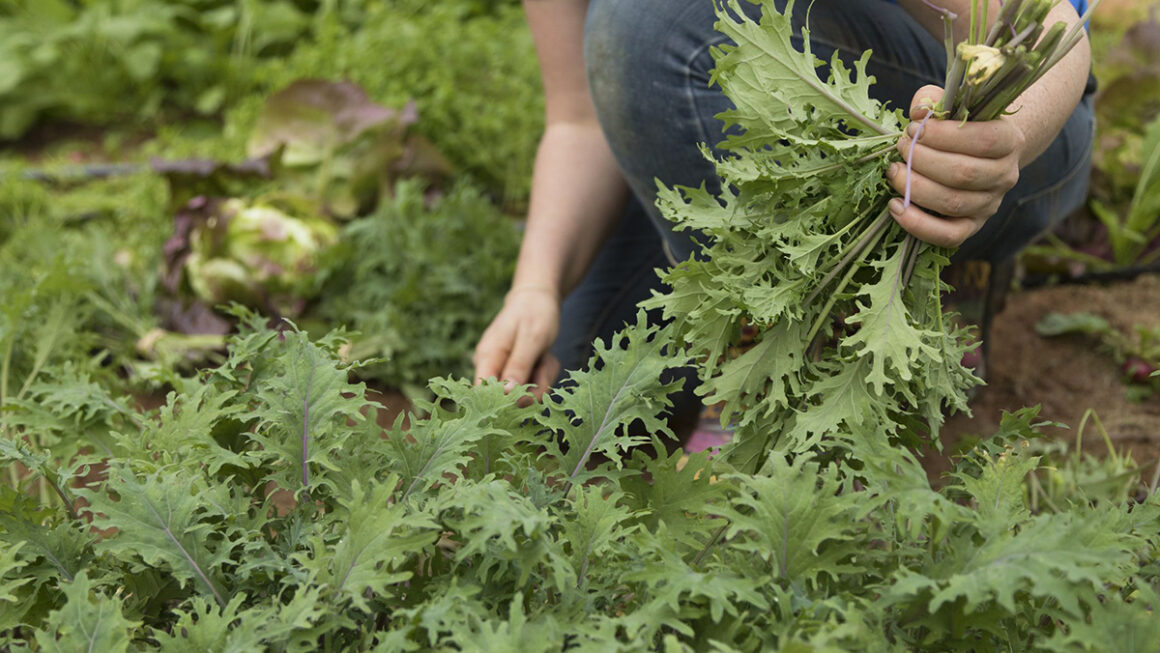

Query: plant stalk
left=804, top=218, right=895, bottom=349
left=805, top=207, right=894, bottom=307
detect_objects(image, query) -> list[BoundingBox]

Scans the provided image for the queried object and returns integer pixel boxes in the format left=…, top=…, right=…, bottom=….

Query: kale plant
left=0, top=313, right=1155, bottom=650
left=647, top=0, right=1099, bottom=471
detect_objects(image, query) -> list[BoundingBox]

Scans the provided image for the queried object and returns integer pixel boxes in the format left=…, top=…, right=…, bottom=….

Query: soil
left=926, top=273, right=1160, bottom=479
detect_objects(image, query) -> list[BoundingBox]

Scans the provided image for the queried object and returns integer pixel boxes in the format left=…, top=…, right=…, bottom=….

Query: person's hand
left=886, top=85, right=1025, bottom=248
left=473, top=286, right=562, bottom=403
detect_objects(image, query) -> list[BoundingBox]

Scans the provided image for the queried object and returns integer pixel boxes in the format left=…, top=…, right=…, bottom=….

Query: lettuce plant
left=246, top=80, right=451, bottom=219
left=164, top=195, right=338, bottom=318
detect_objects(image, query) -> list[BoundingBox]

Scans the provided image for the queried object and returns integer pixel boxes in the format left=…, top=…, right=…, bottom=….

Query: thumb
left=909, top=85, right=946, bottom=121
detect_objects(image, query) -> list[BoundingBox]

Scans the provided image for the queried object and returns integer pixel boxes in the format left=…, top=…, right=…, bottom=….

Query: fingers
left=886, top=162, right=1002, bottom=219
left=893, top=138, right=1019, bottom=193
left=476, top=317, right=557, bottom=408
left=890, top=84, right=1022, bottom=249
left=473, top=290, right=561, bottom=404
left=904, top=116, right=1022, bottom=160
left=516, top=353, right=561, bottom=408
left=905, top=84, right=1023, bottom=159
left=888, top=197, right=981, bottom=249
left=531, top=353, right=560, bottom=396
left=473, top=318, right=513, bottom=384
left=500, top=322, right=549, bottom=389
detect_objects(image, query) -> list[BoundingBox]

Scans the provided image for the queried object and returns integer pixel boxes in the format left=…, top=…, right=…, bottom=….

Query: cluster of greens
left=1086, top=9, right=1160, bottom=215
left=0, top=313, right=1156, bottom=650
left=160, top=80, right=448, bottom=320
left=0, top=103, right=518, bottom=398
left=2, top=0, right=538, bottom=396
left=648, top=0, right=1099, bottom=471
left=932, top=0, right=1095, bottom=121
left=309, top=181, right=521, bottom=397
left=0, top=172, right=172, bottom=392
left=231, top=0, right=540, bottom=206
left=1043, top=20, right=1160, bottom=272
left=174, top=196, right=340, bottom=317
left=2, top=0, right=1157, bottom=649
left=244, top=80, right=452, bottom=220
left=1088, top=113, right=1160, bottom=268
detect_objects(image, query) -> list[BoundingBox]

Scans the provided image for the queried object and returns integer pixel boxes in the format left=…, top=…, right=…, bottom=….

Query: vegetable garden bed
left=0, top=0, right=1158, bottom=650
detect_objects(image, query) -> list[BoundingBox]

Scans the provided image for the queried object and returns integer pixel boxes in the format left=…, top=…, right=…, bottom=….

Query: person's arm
left=886, top=0, right=1091, bottom=248
left=473, top=0, right=629, bottom=395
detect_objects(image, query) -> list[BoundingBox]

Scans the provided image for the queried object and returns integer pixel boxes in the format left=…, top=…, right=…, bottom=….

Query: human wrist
left=505, top=284, right=561, bottom=305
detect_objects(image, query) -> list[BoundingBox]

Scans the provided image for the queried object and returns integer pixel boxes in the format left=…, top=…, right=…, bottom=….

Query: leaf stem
left=805, top=207, right=894, bottom=307
left=301, top=365, right=316, bottom=490
left=1004, top=22, right=1039, bottom=50
left=43, top=468, right=79, bottom=521
left=1148, top=454, right=1160, bottom=497
left=970, top=0, right=978, bottom=45
left=979, top=0, right=989, bottom=44
left=1034, top=0, right=1103, bottom=81
left=985, top=0, right=1023, bottom=47
left=942, top=44, right=965, bottom=112
left=0, top=340, right=9, bottom=419
left=804, top=219, right=894, bottom=350
left=901, top=235, right=926, bottom=287
left=137, top=480, right=228, bottom=608
left=692, top=522, right=729, bottom=568
left=1, top=341, right=15, bottom=489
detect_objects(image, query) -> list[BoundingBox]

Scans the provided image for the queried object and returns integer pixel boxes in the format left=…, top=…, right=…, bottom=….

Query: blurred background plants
left=0, top=0, right=533, bottom=398
left=0, top=0, right=539, bottom=207
left=1026, top=5, right=1160, bottom=275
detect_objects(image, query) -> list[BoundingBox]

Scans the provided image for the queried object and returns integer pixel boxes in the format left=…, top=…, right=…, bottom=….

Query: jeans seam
left=685, top=33, right=731, bottom=146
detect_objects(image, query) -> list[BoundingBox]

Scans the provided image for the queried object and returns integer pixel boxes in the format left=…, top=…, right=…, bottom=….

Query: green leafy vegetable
left=33, top=571, right=138, bottom=653
left=0, top=313, right=1153, bottom=650
left=166, top=196, right=338, bottom=318
left=648, top=0, right=1098, bottom=471
left=247, top=80, right=451, bottom=218
left=1, top=2, right=1156, bottom=650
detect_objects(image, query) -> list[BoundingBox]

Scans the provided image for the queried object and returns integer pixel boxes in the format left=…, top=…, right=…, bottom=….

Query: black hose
left=2, top=163, right=144, bottom=181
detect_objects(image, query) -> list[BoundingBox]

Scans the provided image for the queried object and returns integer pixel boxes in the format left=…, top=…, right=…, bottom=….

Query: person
left=473, top=0, right=1094, bottom=428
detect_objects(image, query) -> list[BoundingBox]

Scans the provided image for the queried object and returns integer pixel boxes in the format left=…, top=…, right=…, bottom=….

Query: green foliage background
left=310, top=181, right=521, bottom=396
left=0, top=0, right=536, bottom=394
left=1, top=0, right=540, bottom=204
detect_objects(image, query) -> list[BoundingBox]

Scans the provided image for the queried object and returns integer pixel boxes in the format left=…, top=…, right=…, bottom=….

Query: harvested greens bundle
left=649, top=0, right=1098, bottom=471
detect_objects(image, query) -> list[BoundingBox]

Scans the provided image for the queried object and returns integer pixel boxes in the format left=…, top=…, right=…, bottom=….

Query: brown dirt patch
left=928, top=273, right=1160, bottom=478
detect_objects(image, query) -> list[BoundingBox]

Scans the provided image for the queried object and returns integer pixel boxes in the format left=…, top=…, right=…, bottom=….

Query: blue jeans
left=551, top=0, right=1094, bottom=393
